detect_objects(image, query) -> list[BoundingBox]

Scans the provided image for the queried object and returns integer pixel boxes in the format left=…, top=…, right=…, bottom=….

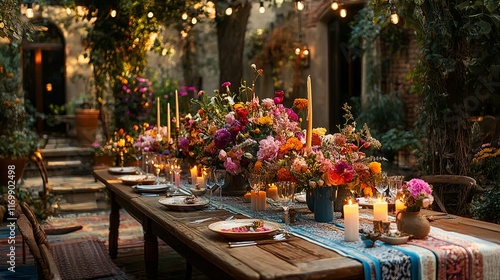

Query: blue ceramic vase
left=313, top=187, right=334, bottom=222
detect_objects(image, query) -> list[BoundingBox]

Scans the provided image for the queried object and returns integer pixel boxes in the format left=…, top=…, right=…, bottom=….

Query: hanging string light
left=295, top=0, right=304, bottom=11
left=340, top=8, right=347, bottom=18
left=26, top=3, right=34, bottom=18
left=390, top=2, right=399, bottom=24
left=259, top=1, right=265, bottom=14
left=181, top=12, right=188, bottom=20
left=225, top=6, right=233, bottom=16
left=110, top=9, right=117, bottom=18
left=147, top=12, right=154, bottom=18
left=331, top=1, right=339, bottom=11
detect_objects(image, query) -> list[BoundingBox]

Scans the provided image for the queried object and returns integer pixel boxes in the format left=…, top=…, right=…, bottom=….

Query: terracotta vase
left=0, top=157, right=28, bottom=186
left=313, top=187, right=334, bottom=223
left=396, top=211, right=430, bottom=239
left=93, top=154, right=115, bottom=167
left=75, top=108, right=100, bottom=147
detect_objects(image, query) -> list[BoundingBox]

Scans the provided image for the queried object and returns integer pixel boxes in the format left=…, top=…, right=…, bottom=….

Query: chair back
left=20, top=202, right=49, bottom=248
left=421, top=175, right=478, bottom=216
left=17, top=214, right=52, bottom=279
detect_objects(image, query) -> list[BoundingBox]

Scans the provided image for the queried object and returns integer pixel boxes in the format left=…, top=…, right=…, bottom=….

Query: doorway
left=22, top=19, right=66, bottom=135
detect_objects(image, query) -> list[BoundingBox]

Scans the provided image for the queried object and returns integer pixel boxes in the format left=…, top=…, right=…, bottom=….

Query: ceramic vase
left=313, top=187, right=334, bottom=222
left=396, top=211, right=430, bottom=239
left=305, top=186, right=314, bottom=212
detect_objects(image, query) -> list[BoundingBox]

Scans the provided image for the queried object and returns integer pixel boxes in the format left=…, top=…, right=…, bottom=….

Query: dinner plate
left=108, top=167, right=137, bottom=174
left=158, top=196, right=208, bottom=211
left=295, top=193, right=306, bottom=203
left=208, top=219, right=280, bottom=240
left=132, top=184, right=168, bottom=194
left=120, top=175, right=156, bottom=185
left=380, top=235, right=409, bottom=245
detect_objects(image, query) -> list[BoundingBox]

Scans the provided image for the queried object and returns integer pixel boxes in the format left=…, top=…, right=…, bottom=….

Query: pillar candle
left=197, top=174, right=205, bottom=188
left=251, top=190, right=257, bottom=211
left=257, top=191, right=267, bottom=210
left=267, top=184, right=279, bottom=201
left=190, top=166, right=197, bottom=185
left=156, top=97, right=161, bottom=133
left=344, top=198, right=359, bottom=242
left=373, top=198, right=388, bottom=221
left=395, top=198, right=406, bottom=213
left=175, top=90, right=180, bottom=129
left=167, top=103, right=171, bottom=143
left=306, top=75, right=312, bottom=151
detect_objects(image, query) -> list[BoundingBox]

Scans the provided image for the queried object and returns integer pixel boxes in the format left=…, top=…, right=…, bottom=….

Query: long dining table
left=93, top=168, right=500, bottom=280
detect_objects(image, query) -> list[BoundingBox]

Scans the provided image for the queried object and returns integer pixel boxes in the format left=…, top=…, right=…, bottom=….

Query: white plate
left=208, top=219, right=280, bottom=240
left=132, top=185, right=168, bottom=194
left=120, top=175, right=156, bottom=185
left=108, top=167, right=137, bottom=174
left=380, top=235, right=409, bottom=245
left=158, top=196, right=208, bottom=211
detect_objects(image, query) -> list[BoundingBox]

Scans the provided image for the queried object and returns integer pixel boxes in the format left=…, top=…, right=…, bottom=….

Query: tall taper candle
left=167, top=103, right=171, bottom=143
left=175, top=90, right=180, bottom=129
left=156, top=97, right=160, bottom=133
left=306, top=75, right=312, bottom=151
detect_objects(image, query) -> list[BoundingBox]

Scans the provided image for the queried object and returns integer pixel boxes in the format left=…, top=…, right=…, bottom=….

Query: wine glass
left=375, top=172, right=388, bottom=199
left=133, top=146, right=143, bottom=175
left=152, top=154, right=165, bottom=184
left=276, top=181, right=297, bottom=237
left=214, top=169, right=226, bottom=209
left=388, top=175, right=404, bottom=202
left=205, top=168, right=217, bottom=210
left=247, top=173, right=265, bottom=211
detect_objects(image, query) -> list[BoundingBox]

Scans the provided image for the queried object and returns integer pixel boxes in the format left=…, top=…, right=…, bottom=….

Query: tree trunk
left=215, top=1, right=252, bottom=92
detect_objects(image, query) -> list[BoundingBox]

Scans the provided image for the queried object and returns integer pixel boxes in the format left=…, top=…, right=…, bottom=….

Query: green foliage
left=470, top=185, right=500, bottom=224
left=0, top=43, right=39, bottom=159
left=0, top=0, right=33, bottom=42
left=371, top=0, right=500, bottom=175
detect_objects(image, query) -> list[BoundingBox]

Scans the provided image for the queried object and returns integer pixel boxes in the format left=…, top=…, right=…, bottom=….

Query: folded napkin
left=132, top=184, right=168, bottom=193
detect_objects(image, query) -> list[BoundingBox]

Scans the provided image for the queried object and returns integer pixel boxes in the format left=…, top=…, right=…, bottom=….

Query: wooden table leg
left=144, top=219, right=158, bottom=279
left=109, top=192, right=120, bottom=259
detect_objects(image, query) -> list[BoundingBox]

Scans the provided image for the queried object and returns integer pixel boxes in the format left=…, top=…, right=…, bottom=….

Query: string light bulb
left=259, top=1, right=265, bottom=14
left=110, top=9, right=117, bottom=18
left=331, top=2, right=339, bottom=11
left=225, top=7, right=233, bottom=16
left=26, top=3, right=34, bottom=18
left=390, top=4, right=399, bottom=24
left=191, top=17, right=197, bottom=25
left=181, top=12, right=188, bottom=20
left=295, top=0, right=304, bottom=11
left=340, top=8, right=347, bottom=18
left=147, top=12, right=154, bottom=18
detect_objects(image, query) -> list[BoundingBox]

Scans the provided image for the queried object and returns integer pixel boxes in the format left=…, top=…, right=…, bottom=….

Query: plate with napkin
left=132, top=184, right=168, bottom=194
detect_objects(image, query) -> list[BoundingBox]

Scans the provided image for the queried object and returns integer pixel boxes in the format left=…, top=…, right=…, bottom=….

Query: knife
left=228, top=238, right=289, bottom=248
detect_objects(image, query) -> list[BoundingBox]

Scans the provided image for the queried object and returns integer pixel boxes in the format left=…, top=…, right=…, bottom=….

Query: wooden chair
left=421, top=175, right=482, bottom=216
left=17, top=203, right=130, bottom=280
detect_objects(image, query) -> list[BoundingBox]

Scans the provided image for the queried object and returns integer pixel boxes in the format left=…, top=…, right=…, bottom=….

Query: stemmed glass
left=205, top=168, right=217, bottom=210
left=214, top=169, right=226, bottom=209
left=388, top=175, right=404, bottom=203
left=247, top=173, right=266, bottom=211
left=152, top=154, right=165, bottom=184
left=133, top=146, right=143, bottom=175
left=375, top=172, right=388, bottom=199
left=275, top=181, right=297, bottom=237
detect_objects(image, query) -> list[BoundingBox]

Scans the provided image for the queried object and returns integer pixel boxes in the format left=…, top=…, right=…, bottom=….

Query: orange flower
left=322, top=169, right=344, bottom=186
left=293, top=98, right=308, bottom=110
left=277, top=168, right=297, bottom=182
left=253, top=161, right=263, bottom=172
left=133, top=125, right=139, bottom=131
left=279, top=137, right=303, bottom=153
left=369, top=162, right=382, bottom=174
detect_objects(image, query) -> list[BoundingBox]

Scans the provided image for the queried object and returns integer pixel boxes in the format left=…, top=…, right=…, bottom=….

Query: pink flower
left=224, top=157, right=239, bottom=174
left=257, top=136, right=281, bottom=162
left=261, top=98, right=275, bottom=109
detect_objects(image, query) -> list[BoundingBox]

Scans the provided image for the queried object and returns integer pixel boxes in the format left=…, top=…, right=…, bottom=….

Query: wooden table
left=93, top=169, right=500, bottom=279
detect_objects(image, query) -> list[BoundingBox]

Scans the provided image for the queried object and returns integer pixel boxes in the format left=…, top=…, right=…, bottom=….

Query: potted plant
left=0, top=43, right=39, bottom=185
left=72, top=93, right=100, bottom=147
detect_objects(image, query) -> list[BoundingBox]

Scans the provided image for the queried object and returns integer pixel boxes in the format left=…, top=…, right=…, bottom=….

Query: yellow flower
left=369, top=161, right=382, bottom=174
left=259, top=115, right=273, bottom=126
left=117, top=139, right=125, bottom=147
left=313, top=127, right=327, bottom=136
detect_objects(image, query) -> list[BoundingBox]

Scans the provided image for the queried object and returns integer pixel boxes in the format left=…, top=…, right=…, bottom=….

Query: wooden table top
left=93, top=169, right=500, bottom=279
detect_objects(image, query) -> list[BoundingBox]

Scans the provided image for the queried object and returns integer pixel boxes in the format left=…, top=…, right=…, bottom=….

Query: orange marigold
left=293, top=98, right=308, bottom=110
left=369, top=162, right=382, bottom=174
left=276, top=168, right=297, bottom=182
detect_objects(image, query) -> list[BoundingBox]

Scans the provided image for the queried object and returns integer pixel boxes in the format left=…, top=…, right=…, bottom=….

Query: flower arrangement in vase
left=396, top=178, right=434, bottom=238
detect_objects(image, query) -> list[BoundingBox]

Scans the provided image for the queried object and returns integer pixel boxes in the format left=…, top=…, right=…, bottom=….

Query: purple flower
left=178, top=137, right=190, bottom=152
left=222, top=81, right=231, bottom=88
left=406, top=178, right=432, bottom=199
left=214, top=129, right=232, bottom=149
left=335, top=161, right=354, bottom=182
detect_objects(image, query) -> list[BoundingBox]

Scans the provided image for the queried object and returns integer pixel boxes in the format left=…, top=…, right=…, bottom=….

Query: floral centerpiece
left=178, top=65, right=305, bottom=180
left=400, top=178, right=434, bottom=212
left=91, top=128, right=135, bottom=166
left=132, top=123, right=172, bottom=155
